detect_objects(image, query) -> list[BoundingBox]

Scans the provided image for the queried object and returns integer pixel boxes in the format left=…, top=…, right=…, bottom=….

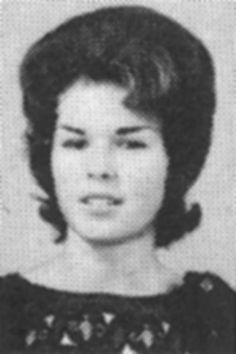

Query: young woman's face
left=52, top=81, right=168, bottom=244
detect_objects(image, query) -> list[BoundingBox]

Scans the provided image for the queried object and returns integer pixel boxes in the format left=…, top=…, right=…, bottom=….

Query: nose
left=86, top=145, right=117, bottom=181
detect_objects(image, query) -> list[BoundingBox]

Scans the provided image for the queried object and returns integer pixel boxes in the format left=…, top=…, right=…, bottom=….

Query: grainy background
left=0, top=0, right=235, bottom=288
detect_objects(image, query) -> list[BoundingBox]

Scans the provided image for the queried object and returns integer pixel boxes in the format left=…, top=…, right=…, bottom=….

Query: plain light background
left=0, top=0, right=235, bottom=288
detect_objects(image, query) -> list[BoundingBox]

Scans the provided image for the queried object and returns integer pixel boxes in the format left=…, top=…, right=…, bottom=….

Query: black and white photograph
left=0, top=1, right=235, bottom=353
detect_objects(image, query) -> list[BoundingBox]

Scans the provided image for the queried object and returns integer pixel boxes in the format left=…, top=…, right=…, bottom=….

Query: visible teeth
left=86, top=198, right=114, bottom=206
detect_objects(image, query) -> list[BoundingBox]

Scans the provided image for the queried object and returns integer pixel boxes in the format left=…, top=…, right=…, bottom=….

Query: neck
left=59, top=227, right=167, bottom=294
left=65, top=227, right=158, bottom=274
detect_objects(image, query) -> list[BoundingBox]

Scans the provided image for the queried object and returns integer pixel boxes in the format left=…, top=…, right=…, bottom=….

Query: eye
left=119, top=140, right=147, bottom=149
left=62, top=139, right=88, bottom=149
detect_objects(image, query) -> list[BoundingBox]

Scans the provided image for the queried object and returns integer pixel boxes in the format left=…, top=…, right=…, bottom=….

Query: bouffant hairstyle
left=20, top=6, right=215, bottom=247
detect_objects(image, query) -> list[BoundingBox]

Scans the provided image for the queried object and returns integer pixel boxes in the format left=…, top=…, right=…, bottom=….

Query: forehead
left=57, top=80, right=157, bottom=132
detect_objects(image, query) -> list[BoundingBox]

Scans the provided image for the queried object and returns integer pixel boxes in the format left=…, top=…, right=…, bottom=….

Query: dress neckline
left=7, top=271, right=187, bottom=302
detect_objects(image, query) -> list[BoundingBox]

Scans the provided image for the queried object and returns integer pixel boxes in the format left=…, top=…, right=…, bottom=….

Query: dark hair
left=20, top=6, right=215, bottom=247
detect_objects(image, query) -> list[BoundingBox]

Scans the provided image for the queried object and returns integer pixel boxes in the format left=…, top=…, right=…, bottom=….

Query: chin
left=74, top=226, right=138, bottom=246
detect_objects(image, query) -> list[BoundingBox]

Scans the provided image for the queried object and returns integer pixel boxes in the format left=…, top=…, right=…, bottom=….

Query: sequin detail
left=200, top=277, right=214, bottom=292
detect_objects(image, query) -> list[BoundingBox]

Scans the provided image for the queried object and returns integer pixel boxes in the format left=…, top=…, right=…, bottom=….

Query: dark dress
left=0, top=271, right=235, bottom=354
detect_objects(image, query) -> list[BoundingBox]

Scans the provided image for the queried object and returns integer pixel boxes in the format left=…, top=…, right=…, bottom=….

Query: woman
left=0, top=5, right=235, bottom=354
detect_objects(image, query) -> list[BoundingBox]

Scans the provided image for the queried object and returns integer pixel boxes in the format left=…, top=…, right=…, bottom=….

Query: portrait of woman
left=0, top=1, right=235, bottom=353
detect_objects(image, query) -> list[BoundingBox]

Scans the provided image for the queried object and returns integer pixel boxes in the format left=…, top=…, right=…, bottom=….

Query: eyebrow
left=60, top=124, right=156, bottom=136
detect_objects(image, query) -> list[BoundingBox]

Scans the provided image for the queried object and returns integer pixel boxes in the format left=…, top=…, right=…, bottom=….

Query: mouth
left=80, top=194, right=123, bottom=208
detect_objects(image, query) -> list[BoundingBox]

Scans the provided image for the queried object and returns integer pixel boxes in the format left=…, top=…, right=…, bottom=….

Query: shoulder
left=182, top=270, right=236, bottom=308
left=0, top=272, right=25, bottom=298
left=168, top=270, right=236, bottom=321
left=0, top=273, right=31, bottom=350
left=0, top=271, right=60, bottom=305
left=182, top=270, right=236, bottom=319
left=0, top=272, right=58, bottom=351
left=172, top=270, right=236, bottom=353
left=0, top=273, right=33, bottom=320
left=0, top=272, right=52, bottom=320
left=186, top=271, right=235, bottom=322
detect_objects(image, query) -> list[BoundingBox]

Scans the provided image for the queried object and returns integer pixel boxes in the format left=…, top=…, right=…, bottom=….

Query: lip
left=80, top=193, right=123, bottom=205
left=80, top=193, right=123, bottom=217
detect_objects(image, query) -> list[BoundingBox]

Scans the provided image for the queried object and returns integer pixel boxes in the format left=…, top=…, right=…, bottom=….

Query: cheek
left=122, top=154, right=168, bottom=204
left=51, top=152, right=81, bottom=196
left=136, top=172, right=166, bottom=210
